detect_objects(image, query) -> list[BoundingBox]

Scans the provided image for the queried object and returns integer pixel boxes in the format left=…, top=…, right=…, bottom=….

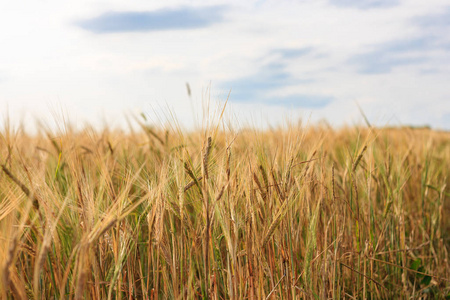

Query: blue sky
left=0, top=0, right=449, bottom=130
left=330, top=0, right=401, bottom=9
left=77, top=6, right=228, bottom=33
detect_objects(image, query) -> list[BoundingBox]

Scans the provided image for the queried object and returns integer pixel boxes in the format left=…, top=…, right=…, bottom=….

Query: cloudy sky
left=1, top=0, right=449, bottom=131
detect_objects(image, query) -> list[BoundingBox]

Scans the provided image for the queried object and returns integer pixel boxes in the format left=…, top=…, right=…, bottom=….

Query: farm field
left=0, top=118, right=449, bottom=299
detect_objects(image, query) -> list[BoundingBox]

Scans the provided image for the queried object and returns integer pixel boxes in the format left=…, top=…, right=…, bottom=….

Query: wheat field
left=0, top=116, right=449, bottom=299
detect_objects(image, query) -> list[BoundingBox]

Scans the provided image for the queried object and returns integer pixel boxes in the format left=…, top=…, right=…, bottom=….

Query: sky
left=1, top=0, right=449, bottom=131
